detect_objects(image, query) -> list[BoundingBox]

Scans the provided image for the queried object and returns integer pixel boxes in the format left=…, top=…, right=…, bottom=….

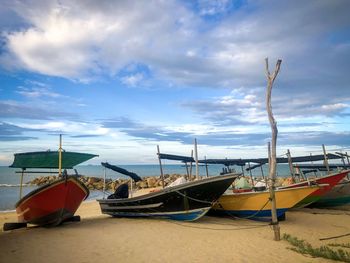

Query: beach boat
left=308, top=178, right=350, bottom=208
left=210, top=185, right=320, bottom=220
left=278, top=170, right=350, bottom=208
left=3, top=138, right=98, bottom=231
left=98, top=162, right=238, bottom=221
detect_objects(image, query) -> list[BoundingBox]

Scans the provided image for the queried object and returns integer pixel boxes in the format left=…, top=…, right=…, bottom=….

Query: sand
left=1, top=202, right=350, bottom=263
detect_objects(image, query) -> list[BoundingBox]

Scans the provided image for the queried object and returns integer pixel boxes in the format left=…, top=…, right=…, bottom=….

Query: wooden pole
left=194, top=138, right=199, bottom=180
left=19, top=169, right=24, bottom=199
left=58, top=134, right=62, bottom=177
left=157, top=145, right=165, bottom=188
left=189, top=150, right=193, bottom=181
left=248, top=162, right=254, bottom=186
left=265, top=57, right=281, bottom=241
left=286, top=149, right=295, bottom=182
left=103, top=166, right=106, bottom=199
left=204, top=156, right=209, bottom=178
left=185, top=162, right=189, bottom=180
left=322, top=144, right=330, bottom=174
left=260, top=164, right=265, bottom=179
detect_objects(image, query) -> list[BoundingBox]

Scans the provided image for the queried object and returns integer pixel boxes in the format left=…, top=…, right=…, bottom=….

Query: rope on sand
left=320, top=233, right=350, bottom=241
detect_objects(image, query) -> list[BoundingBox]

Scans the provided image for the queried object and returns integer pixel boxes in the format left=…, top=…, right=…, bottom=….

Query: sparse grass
left=282, top=233, right=350, bottom=262
left=329, top=243, right=350, bottom=249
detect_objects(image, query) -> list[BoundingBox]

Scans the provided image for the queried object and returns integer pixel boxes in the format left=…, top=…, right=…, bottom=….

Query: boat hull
left=278, top=170, right=349, bottom=208
left=211, top=186, right=319, bottom=220
left=98, top=174, right=237, bottom=221
left=16, top=176, right=89, bottom=226
left=308, top=179, right=350, bottom=207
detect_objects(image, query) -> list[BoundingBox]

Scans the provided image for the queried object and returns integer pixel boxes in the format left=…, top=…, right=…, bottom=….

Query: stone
left=147, top=177, right=157, bottom=188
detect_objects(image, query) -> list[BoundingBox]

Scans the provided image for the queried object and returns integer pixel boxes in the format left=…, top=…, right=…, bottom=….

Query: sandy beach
left=0, top=201, right=349, bottom=263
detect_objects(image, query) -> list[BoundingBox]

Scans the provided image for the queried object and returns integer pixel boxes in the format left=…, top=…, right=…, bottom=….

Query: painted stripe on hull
left=100, top=202, right=163, bottom=210
left=106, top=207, right=211, bottom=222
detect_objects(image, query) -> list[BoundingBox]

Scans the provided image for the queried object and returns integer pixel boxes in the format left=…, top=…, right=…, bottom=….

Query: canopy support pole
left=19, top=169, right=24, bottom=199
left=189, top=150, right=193, bottom=181
left=194, top=138, right=199, bottom=180
left=59, top=134, right=62, bottom=177
left=248, top=162, right=254, bottom=186
left=286, top=149, right=295, bottom=182
left=204, top=156, right=209, bottom=178
left=157, top=145, right=165, bottom=188
left=103, top=166, right=106, bottom=199
left=322, top=144, right=330, bottom=174
left=184, top=162, right=189, bottom=180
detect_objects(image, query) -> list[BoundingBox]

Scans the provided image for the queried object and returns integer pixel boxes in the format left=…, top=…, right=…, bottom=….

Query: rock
left=147, top=177, right=157, bottom=188
left=137, top=181, right=148, bottom=188
left=88, top=177, right=96, bottom=184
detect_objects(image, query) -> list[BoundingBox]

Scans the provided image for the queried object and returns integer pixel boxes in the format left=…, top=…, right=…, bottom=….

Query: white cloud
left=121, top=73, right=144, bottom=87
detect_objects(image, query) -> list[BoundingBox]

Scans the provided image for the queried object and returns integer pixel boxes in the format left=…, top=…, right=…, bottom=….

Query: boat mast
left=59, top=134, right=62, bottom=177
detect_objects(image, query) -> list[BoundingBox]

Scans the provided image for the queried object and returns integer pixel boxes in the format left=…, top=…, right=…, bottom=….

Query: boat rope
left=174, top=190, right=214, bottom=205
left=216, top=197, right=271, bottom=220
left=319, top=232, right=350, bottom=241
left=167, top=220, right=270, bottom=231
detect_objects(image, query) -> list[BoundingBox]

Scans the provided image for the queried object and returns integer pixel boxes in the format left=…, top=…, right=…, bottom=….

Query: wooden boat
left=278, top=170, right=350, bottom=208
left=14, top=176, right=90, bottom=226
left=210, top=185, right=320, bottom=220
left=308, top=179, right=350, bottom=208
left=3, top=138, right=97, bottom=231
left=98, top=163, right=238, bottom=221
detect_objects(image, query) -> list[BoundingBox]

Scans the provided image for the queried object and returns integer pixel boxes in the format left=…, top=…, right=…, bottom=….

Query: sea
left=0, top=164, right=293, bottom=211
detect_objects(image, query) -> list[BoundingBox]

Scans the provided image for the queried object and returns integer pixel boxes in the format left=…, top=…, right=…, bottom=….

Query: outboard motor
left=108, top=183, right=129, bottom=199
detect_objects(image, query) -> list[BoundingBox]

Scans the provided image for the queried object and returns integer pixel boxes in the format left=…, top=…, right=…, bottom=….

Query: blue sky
left=1, top=0, right=350, bottom=165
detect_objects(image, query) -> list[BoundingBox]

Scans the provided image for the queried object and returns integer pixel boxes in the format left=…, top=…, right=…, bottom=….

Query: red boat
left=15, top=176, right=89, bottom=226
left=3, top=138, right=97, bottom=231
left=278, top=170, right=350, bottom=208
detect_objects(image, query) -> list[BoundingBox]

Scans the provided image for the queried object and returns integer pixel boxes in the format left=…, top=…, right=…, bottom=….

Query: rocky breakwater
left=26, top=173, right=191, bottom=191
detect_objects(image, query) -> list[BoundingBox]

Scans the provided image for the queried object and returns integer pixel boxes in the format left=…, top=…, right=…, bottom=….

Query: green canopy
left=10, top=151, right=98, bottom=169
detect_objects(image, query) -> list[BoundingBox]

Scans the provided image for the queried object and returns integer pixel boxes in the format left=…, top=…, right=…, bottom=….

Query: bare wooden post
left=58, top=134, right=62, bottom=177
left=265, top=57, right=282, bottom=241
left=286, top=149, right=295, bottom=182
left=19, top=169, right=24, bottom=199
left=157, top=145, right=165, bottom=188
left=103, top=165, right=106, bottom=199
left=322, top=144, right=330, bottom=174
left=204, top=156, right=209, bottom=178
left=194, top=138, right=199, bottom=180
left=184, top=162, right=190, bottom=180
left=189, top=150, right=193, bottom=181
left=248, top=162, right=254, bottom=186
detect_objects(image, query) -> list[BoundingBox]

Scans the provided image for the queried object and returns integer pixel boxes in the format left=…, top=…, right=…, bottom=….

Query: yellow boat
left=211, top=185, right=320, bottom=220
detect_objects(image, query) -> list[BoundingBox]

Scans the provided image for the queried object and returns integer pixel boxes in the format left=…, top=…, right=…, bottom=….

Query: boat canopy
left=158, top=153, right=195, bottom=163
left=199, top=153, right=341, bottom=167
left=10, top=151, right=98, bottom=169
left=101, top=162, right=142, bottom=182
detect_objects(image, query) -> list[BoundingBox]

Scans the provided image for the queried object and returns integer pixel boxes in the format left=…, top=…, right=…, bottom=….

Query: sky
left=0, top=0, right=350, bottom=165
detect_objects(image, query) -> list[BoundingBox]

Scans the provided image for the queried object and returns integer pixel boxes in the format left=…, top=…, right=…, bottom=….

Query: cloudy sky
left=0, top=0, right=350, bottom=165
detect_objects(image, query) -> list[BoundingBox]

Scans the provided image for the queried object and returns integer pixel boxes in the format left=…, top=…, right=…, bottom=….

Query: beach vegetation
left=283, top=233, right=350, bottom=262
left=329, top=243, right=350, bottom=249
